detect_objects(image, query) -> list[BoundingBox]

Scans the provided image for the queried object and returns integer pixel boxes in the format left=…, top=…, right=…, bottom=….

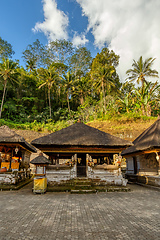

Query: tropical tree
left=47, top=39, right=73, bottom=67
left=0, top=37, right=15, bottom=60
left=90, top=48, right=120, bottom=113
left=25, top=59, right=37, bottom=72
left=118, top=82, right=135, bottom=113
left=73, top=74, right=92, bottom=106
left=126, top=56, right=159, bottom=86
left=37, top=66, right=60, bottom=118
left=62, top=71, right=74, bottom=115
left=22, top=39, right=47, bottom=70
left=69, top=46, right=92, bottom=78
left=133, top=81, right=160, bottom=116
left=0, top=58, right=18, bottom=118
left=15, top=67, right=40, bottom=119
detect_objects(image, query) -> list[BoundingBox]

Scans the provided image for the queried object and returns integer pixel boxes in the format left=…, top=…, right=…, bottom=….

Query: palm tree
left=62, top=71, right=73, bottom=115
left=90, top=48, right=120, bottom=113
left=37, top=66, right=59, bottom=118
left=126, top=56, right=159, bottom=86
left=75, top=76, right=92, bottom=106
left=134, top=81, right=160, bottom=116
left=91, top=58, right=116, bottom=112
left=26, top=59, right=36, bottom=72
left=0, top=58, right=18, bottom=118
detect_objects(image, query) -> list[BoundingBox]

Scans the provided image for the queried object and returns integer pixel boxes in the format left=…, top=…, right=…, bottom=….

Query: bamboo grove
left=0, top=37, right=160, bottom=124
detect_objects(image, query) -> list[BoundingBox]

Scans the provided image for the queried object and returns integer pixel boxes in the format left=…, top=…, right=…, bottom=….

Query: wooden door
left=77, top=154, right=86, bottom=177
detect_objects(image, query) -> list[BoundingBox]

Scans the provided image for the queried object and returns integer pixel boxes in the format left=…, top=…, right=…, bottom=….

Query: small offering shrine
left=30, top=153, right=50, bottom=193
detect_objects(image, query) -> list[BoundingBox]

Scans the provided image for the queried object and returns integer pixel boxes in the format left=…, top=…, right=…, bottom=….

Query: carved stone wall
left=46, top=165, right=76, bottom=184
left=88, top=166, right=127, bottom=186
left=137, top=153, right=158, bottom=175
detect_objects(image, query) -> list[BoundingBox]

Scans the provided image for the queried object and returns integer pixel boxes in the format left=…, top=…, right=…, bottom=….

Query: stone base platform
left=47, top=178, right=130, bottom=193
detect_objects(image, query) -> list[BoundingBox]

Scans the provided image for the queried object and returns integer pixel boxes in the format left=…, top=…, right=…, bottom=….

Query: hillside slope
left=14, top=118, right=156, bottom=143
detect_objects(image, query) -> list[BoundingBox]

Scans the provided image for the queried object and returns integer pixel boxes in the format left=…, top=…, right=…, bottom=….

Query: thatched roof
left=122, top=119, right=160, bottom=156
left=0, top=125, right=36, bottom=153
left=32, top=122, right=132, bottom=148
left=30, top=155, right=50, bottom=164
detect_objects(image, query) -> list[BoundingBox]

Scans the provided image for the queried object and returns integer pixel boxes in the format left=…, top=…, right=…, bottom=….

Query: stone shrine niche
left=144, top=153, right=158, bottom=169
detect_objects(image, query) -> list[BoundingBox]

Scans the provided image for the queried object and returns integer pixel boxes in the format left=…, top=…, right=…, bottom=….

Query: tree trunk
left=0, top=79, right=7, bottom=119
left=146, top=103, right=151, bottom=116
left=67, top=92, right=71, bottom=116
left=101, top=78, right=106, bottom=114
left=141, top=104, right=145, bottom=116
left=80, top=91, right=84, bottom=105
left=48, top=88, right=52, bottom=118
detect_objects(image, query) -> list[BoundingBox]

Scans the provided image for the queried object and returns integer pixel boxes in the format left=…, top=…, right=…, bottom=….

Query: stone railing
left=46, top=164, right=76, bottom=184
left=88, top=164, right=127, bottom=186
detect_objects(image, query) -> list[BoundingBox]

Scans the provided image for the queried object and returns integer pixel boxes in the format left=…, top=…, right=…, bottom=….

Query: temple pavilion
left=122, top=118, right=160, bottom=187
left=31, top=122, right=132, bottom=186
left=0, top=125, right=36, bottom=185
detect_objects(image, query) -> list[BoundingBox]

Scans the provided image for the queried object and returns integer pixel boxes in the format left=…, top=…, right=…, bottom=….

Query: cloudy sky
left=0, top=0, right=160, bottom=81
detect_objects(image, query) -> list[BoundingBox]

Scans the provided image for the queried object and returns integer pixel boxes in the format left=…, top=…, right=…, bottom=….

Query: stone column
left=158, top=159, right=160, bottom=175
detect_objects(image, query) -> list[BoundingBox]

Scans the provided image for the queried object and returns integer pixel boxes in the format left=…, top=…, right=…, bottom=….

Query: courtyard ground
left=0, top=183, right=160, bottom=240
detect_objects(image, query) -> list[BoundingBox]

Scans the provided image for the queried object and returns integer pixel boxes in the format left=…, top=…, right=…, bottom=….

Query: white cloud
left=76, top=0, right=160, bottom=81
left=33, top=0, right=69, bottom=40
left=72, top=33, right=89, bottom=46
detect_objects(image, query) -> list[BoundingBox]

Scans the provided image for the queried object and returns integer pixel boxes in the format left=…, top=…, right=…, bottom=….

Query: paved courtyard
left=0, top=183, right=160, bottom=240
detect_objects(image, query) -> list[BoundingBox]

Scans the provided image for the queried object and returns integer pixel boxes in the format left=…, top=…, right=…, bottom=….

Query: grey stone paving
left=0, top=184, right=160, bottom=240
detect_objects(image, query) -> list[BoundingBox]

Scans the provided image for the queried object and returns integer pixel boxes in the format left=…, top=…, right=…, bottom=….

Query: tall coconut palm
left=74, top=76, right=92, bottom=106
left=26, top=59, right=36, bottom=72
left=0, top=58, right=18, bottom=118
left=91, top=58, right=116, bottom=112
left=37, top=66, right=60, bottom=118
left=62, top=71, right=73, bottom=115
left=126, top=56, right=159, bottom=86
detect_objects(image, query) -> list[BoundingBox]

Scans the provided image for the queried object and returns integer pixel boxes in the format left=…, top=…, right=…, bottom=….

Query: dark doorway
left=133, top=157, right=137, bottom=174
left=77, top=154, right=86, bottom=177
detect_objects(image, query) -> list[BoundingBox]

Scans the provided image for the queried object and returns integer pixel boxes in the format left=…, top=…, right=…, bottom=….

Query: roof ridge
left=32, top=122, right=132, bottom=147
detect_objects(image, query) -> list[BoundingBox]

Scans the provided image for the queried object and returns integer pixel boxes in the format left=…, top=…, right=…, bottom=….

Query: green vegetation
left=0, top=37, right=159, bottom=132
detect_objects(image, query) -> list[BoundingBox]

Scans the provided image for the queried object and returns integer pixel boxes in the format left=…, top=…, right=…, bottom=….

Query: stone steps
left=74, top=185, right=91, bottom=189
left=47, top=178, right=130, bottom=193
left=71, top=189, right=97, bottom=194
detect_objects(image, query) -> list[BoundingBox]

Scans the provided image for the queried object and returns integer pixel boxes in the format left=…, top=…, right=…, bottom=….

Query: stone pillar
left=75, top=154, right=77, bottom=178
left=158, top=159, right=160, bottom=175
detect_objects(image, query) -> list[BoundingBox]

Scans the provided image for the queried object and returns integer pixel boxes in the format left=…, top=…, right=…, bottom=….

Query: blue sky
left=0, top=1, right=45, bottom=60
left=0, top=0, right=160, bottom=81
left=0, top=0, right=97, bottom=65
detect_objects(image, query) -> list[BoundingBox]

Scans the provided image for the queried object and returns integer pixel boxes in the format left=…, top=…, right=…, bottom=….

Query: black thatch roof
left=32, top=122, right=132, bottom=148
left=0, top=125, right=36, bottom=153
left=122, top=119, right=160, bottom=156
left=30, top=155, right=50, bottom=164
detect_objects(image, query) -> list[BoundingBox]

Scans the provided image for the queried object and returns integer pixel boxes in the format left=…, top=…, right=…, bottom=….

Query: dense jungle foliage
left=0, top=37, right=159, bottom=131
